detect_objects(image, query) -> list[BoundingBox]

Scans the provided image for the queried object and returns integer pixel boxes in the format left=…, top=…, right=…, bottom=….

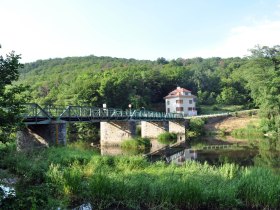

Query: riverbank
left=1, top=141, right=280, bottom=209
left=202, top=114, right=261, bottom=144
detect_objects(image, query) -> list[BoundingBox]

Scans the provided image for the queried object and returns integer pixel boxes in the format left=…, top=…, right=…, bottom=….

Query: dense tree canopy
left=0, top=46, right=28, bottom=143
left=242, top=45, right=280, bottom=133
left=18, top=56, right=251, bottom=109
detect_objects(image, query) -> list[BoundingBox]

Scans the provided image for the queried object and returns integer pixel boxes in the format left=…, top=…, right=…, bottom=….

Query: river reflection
left=167, top=137, right=280, bottom=171
left=100, top=136, right=280, bottom=171
left=74, top=132, right=280, bottom=171
left=101, top=139, right=168, bottom=156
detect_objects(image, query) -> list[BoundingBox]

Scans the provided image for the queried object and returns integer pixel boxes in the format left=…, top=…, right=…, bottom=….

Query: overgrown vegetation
left=121, top=137, right=151, bottom=150
left=1, top=143, right=280, bottom=209
left=157, top=132, right=177, bottom=144
left=187, top=118, right=205, bottom=138
left=231, top=124, right=264, bottom=139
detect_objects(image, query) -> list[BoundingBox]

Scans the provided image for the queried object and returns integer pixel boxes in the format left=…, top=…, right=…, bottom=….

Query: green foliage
left=1, top=143, right=280, bottom=209
left=188, top=118, right=205, bottom=138
left=231, top=124, right=263, bottom=139
left=242, top=45, right=280, bottom=133
left=121, top=137, right=151, bottom=150
left=18, top=56, right=252, bottom=110
left=217, top=86, right=244, bottom=105
left=199, top=104, right=244, bottom=114
left=0, top=47, right=29, bottom=143
left=157, top=132, right=177, bottom=144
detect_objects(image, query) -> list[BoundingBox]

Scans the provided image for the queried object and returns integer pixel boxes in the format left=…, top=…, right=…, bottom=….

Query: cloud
left=184, top=20, right=280, bottom=58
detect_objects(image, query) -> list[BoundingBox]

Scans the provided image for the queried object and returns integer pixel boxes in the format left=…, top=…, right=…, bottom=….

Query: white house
left=164, top=87, right=197, bottom=116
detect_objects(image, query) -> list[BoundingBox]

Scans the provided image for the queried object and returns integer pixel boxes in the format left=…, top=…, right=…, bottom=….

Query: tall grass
left=120, top=137, right=151, bottom=150
left=1, top=142, right=280, bottom=209
left=231, top=124, right=263, bottom=139
left=46, top=156, right=280, bottom=209
left=157, top=132, right=177, bottom=144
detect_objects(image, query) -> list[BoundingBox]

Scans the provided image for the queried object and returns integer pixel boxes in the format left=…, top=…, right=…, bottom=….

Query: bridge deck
left=22, top=103, right=184, bottom=124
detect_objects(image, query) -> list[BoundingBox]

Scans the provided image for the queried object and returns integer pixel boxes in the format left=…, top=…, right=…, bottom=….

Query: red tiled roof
left=163, top=87, right=192, bottom=99
left=169, top=87, right=190, bottom=95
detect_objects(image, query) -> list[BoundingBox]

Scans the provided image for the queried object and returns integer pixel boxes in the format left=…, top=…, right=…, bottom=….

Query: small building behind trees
left=164, top=87, right=197, bottom=116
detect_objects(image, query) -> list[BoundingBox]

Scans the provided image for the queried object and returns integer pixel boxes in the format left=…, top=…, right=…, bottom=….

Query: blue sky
left=1, top=0, right=280, bottom=62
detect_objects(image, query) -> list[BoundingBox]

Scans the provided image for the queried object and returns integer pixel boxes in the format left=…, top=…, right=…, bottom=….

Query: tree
left=216, top=87, right=242, bottom=105
left=244, top=45, right=280, bottom=133
left=0, top=46, right=28, bottom=143
left=156, top=57, right=169, bottom=65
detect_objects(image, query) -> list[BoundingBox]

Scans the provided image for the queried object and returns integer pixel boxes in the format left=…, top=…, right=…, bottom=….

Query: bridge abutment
left=169, top=120, right=186, bottom=141
left=141, top=121, right=169, bottom=138
left=100, top=120, right=136, bottom=146
left=17, top=122, right=67, bottom=151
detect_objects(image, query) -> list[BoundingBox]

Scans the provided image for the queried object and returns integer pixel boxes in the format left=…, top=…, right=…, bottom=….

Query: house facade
left=164, top=87, right=197, bottom=116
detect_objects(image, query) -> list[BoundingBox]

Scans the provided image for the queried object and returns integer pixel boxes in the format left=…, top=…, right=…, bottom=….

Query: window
left=167, top=100, right=170, bottom=105
left=167, top=108, right=170, bottom=113
left=176, top=100, right=183, bottom=104
left=189, top=100, right=192, bottom=104
left=176, top=107, right=184, bottom=111
left=188, top=107, right=192, bottom=111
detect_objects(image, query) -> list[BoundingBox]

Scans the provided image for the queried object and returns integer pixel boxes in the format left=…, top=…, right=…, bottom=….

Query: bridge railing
left=21, top=103, right=51, bottom=122
left=22, top=103, right=184, bottom=122
left=43, top=105, right=67, bottom=117
left=129, top=110, right=183, bottom=120
left=59, top=106, right=131, bottom=120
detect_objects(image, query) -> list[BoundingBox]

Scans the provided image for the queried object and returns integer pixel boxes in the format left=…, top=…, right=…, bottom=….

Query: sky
left=1, top=0, right=280, bottom=63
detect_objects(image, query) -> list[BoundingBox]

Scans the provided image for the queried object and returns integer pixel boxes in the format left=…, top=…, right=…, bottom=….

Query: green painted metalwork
left=22, top=104, right=183, bottom=124
left=22, top=103, right=52, bottom=124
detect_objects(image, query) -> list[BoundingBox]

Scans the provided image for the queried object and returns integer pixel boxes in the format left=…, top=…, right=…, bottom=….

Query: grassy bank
left=1, top=142, right=280, bottom=209
left=231, top=124, right=263, bottom=139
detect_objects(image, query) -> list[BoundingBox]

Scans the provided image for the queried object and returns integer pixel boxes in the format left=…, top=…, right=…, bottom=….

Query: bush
left=121, top=137, right=151, bottom=150
left=157, top=132, right=177, bottom=144
left=188, top=118, right=205, bottom=138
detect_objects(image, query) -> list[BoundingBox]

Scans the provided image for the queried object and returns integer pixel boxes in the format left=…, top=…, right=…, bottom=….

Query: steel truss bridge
left=22, top=103, right=184, bottom=124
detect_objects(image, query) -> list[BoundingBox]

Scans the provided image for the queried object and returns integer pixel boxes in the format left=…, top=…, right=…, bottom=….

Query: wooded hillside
left=18, top=55, right=251, bottom=110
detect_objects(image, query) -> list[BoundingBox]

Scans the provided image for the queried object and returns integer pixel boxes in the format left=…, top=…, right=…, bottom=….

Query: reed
left=1, top=142, right=280, bottom=209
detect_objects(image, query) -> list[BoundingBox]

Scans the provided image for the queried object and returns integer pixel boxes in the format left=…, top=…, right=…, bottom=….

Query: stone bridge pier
left=141, top=121, right=169, bottom=138
left=169, top=120, right=187, bottom=142
left=17, top=122, right=67, bottom=151
left=100, top=120, right=136, bottom=146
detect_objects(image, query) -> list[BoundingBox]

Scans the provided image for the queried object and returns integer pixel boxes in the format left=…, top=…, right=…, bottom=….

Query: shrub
left=121, top=137, right=151, bottom=150
left=188, top=118, right=205, bottom=138
left=157, top=132, right=177, bottom=144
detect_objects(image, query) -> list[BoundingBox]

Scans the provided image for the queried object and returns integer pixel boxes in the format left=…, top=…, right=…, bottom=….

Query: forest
left=20, top=54, right=249, bottom=108
left=18, top=45, right=280, bottom=133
